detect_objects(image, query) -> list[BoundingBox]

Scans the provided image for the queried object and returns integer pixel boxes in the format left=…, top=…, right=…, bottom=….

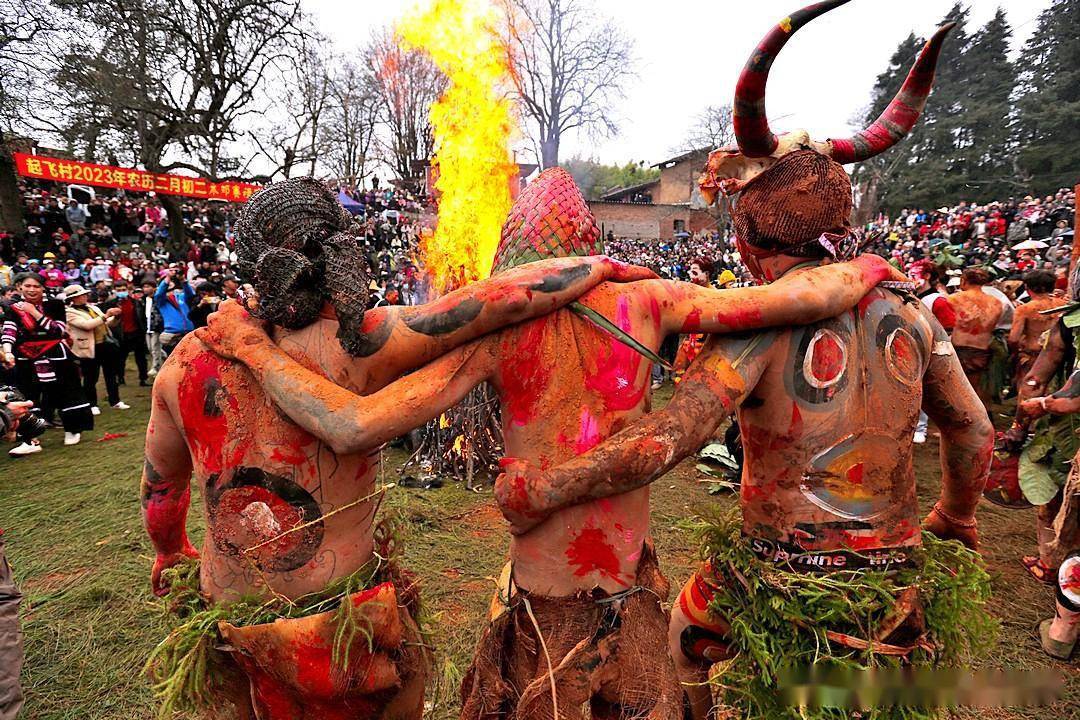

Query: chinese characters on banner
left=13, top=152, right=261, bottom=201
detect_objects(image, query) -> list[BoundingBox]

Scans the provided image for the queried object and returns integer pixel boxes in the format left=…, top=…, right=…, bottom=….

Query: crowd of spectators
left=0, top=172, right=1075, bottom=459
left=863, top=190, right=1076, bottom=283
left=602, top=190, right=1076, bottom=288
left=0, top=178, right=427, bottom=457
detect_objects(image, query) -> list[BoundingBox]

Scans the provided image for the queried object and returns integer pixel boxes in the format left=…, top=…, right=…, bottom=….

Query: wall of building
left=656, top=162, right=696, bottom=206
left=589, top=201, right=715, bottom=240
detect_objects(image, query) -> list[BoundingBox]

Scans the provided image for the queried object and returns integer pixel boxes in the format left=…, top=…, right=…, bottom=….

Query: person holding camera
left=64, top=284, right=129, bottom=425
left=186, top=281, right=221, bottom=329
left=153, top=269, right=194, bottom=357
left=103, top=280, right=150, bottom=387
left=1, top=273, right=94, bottom=454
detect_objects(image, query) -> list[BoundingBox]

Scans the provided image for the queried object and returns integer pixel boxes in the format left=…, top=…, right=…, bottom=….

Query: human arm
left=496, top=332, right=775, bottom=534
left=1021, top=322, right=1067, bottom=399
left=1007, top=307, right=1026, bottom=355
left=141, top=379, right=198, bottom=596
left=1019, top=369, right=1080, bottom=418
left=355, top=256, right=653, bottom=382
left=64, top=307, right=105, bottom=331
left=920, top=316, right=995, bottom=550
left=154, top=279, right=168, bottom=305
left=194, top=327, right=497, bottom=455
left=643, top=255, right=905, bottom=336
left=201, top=256, right=653, bottom=386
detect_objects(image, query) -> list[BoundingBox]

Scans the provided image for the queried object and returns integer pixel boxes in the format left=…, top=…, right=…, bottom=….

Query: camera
left=0, top=386, right=49, bottom=442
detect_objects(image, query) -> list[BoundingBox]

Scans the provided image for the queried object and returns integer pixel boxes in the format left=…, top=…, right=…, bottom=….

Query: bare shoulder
left=275, top=318, right=370, bottom=394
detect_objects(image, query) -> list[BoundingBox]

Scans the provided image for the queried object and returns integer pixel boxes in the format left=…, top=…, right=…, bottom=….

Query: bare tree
left=499, top=0, right=635, bottom=169
left=0, top=0, right=58, bottom=233
left=367, top=28, right=444, bottom=187
left=323, top=59, right=380, bottom=189
left=248, top=38, right=333, bottom=180
left=52, top=0, right=306, bottom=245
left=674, top=104, right=735, bottom=155
left=0, top=0, right=54, bottom=131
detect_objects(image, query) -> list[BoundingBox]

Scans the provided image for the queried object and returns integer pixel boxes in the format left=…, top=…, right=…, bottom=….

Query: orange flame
left=398, top=0, right=518, bottom=293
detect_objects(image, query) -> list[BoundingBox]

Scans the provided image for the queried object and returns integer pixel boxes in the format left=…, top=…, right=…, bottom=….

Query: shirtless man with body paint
left=494, top=153, right=994, bottom=719
left=197, top=168, right=901, bottom=720
left=140, top=178, right=658, bottom=719
left=948, top=268, right=1005, bottom=409
left=1007, top=270, right=1062, bottom=390
left=1022, top=371, right=1080, bottom=659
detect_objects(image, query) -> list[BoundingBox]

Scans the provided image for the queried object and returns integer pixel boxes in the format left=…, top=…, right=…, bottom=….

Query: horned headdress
left=699, top=0, right=955, bottom=203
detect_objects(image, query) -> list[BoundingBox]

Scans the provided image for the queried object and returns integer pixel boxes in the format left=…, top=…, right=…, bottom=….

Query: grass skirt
left=145, top=523, right=418, bottom=717
left=698, top=510, right=998, bottom=720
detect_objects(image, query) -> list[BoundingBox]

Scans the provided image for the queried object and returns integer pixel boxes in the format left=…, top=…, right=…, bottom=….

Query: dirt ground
left=1, top=377, right=1078, bottom=718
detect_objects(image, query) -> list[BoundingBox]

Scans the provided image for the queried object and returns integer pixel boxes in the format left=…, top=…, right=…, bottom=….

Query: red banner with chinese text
left=13, top=152, right=260, bottom=201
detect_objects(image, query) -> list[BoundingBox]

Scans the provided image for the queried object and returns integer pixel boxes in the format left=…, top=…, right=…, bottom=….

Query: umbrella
left=337, top=191, right=365, bottom=216
left=1011, top=239, right=1048, bottom=251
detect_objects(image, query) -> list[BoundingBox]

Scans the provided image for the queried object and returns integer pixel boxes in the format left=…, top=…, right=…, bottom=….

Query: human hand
left=13, top=302, right=41, bottom=320
left=151, top=542, right=200, bottom=597
left=1, top=351, right=14, bottom=370
left=494, top=458, right=552, bottom=535
left=106, top=307, right=122, bottom=317
left=1019, top=397, right=1049, bottom=420
left=594, top=256, right=658, bottom=283
left=1, top=400, right=32, bottom=441
left=194, top=299, right=271, bottom=361
left=922, top=504, right=979, bottom=551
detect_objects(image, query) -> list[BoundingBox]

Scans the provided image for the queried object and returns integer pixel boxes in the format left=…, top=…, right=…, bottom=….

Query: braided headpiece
left=234, top=177, right=372, bottom=355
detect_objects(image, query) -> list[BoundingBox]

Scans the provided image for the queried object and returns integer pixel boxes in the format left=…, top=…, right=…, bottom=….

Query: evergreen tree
left=1015, top=0, right=1080, bottom=194
left=855, top=3, right=973, bottom=214
left=957, top=7, right=1018, bottom=201
left=852, top=32, right=926, bottom=215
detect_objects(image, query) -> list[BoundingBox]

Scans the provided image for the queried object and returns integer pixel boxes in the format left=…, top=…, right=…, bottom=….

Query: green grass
left=1, top=377, right=1077, bottom=718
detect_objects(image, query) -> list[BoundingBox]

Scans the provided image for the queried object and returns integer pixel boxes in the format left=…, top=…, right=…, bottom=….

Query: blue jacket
left=154, top=279, right=195, bottom=334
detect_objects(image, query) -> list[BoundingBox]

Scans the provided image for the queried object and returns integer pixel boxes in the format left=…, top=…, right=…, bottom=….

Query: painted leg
left=1037, top=492, right=1064, bottom=568
left=668, top=604, right=716, bottom=720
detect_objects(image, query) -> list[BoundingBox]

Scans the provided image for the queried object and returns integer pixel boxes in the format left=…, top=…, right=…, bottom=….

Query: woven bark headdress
left=234, top=177, right=372, bottom=356
left=698, top=0, right=955, bottom=203
left=492, top=167, right=602, bottom=273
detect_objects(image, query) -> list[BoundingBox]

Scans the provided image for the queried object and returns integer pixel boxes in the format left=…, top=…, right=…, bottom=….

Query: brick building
left=589, top=148, right=719, bottom=240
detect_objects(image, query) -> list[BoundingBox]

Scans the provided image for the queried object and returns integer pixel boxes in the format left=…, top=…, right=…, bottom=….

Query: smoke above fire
left=398, top=0, right=519, bottom=293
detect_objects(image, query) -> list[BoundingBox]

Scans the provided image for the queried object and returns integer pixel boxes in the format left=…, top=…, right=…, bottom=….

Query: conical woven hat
left=492, top=168, right=602, bottom=273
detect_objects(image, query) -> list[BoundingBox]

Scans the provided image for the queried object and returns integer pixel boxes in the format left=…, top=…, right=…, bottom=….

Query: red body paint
left=565, top=527, right=628, bottom=586
left=810, top=333, right=845, bottom=384
left=585, top=297, right=645, bottom=412
left=499, top=317, right=551, bottom=426
left=177, top=351, right=249, bottom=473
left=292, top=633, right=339, bottom=698
left=681, top=307, right=703, bottom=332
left=270, top=447, right=307, bottom=466
left=213, top=485, right=304, bottom=561
left=145, top=486, right=192, bottom=554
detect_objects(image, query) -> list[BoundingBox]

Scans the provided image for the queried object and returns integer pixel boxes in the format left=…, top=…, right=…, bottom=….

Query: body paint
left=403, top=297, right=484, bottom=336
left=564, top=527, right=628, bottom=586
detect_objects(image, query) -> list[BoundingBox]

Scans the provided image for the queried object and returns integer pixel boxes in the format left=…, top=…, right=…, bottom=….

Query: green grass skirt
left=698, top=510, right=998, bottom=720
left=145, top=524, right=406, bottom=718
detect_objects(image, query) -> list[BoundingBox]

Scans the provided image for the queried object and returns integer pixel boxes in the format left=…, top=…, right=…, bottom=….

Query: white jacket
left=65, top=304, right=118, bottom=359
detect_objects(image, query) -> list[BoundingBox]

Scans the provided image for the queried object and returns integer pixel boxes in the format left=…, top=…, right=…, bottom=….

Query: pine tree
left=852, top=33, right=926, bottom=216
left=855, top=3, right=973, bottom=214
left=957, top=8, right=1017, bottom=200
left=906, top=2, right=972, bottom=208
left=1015, top=0, right=1080, bottom=194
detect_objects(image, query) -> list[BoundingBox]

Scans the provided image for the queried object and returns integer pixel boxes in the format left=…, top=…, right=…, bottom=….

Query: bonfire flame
left=399, top=0, right=519, bottom=294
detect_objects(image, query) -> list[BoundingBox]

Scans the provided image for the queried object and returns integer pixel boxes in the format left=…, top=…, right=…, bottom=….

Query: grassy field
left=1, top=372, right=1078, bottom=718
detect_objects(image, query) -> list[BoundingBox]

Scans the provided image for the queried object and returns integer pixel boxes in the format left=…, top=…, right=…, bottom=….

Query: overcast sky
left=307, top=0, right=1052, bottom=167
